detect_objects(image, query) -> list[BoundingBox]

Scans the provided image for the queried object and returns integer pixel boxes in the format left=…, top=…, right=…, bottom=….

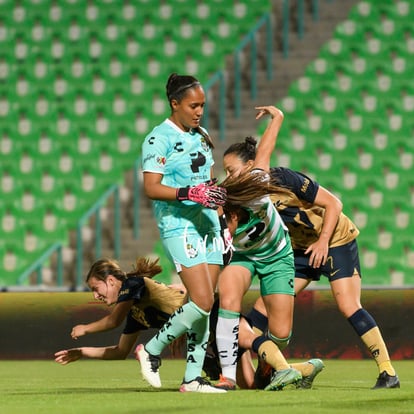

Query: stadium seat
left=1, top=243, right=32, bottom=284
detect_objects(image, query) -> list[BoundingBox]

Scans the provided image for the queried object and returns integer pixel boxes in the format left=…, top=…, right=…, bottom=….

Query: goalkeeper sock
left=216, top=309, right=240, bottom=382
left=348, top=308, right=395, bottom=376
left=183, top=306, right=210, bottom=382
left=252, top=336, right=290, bottom=371
left=145, top=300, right=207, bottom=357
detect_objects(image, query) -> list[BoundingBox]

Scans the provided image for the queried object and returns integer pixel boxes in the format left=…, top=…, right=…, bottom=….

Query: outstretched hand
left=255, top=106, right=284, bottom=121
left=54, top=349, right=82, bottom=365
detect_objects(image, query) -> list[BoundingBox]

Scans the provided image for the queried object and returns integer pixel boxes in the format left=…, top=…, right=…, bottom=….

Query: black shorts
left=294, top=239, right=361, bottom=282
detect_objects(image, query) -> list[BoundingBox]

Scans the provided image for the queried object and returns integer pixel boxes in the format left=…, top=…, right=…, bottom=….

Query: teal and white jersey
left=141, top=119, right=220, bottom=238
left=233, top=194, right=290, bottom=261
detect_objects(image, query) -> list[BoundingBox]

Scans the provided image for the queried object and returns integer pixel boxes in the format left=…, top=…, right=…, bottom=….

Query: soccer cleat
left=202, top=352, right=221, bottom=381
left=264, top=368, right=302, bottom=391
left=180, top=376, right=227, bottom=393
left=135, top=344, right=162, bottom=388
left=214, top=374, right=237, bottom=391
left=372, top=371, right=400, bottom=389
left=297, top=358, right=325, bottom=389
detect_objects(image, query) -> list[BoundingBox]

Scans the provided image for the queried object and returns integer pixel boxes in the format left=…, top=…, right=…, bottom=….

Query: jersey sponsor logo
left=300, top=178, right=310, bottom=194
left=143, top=153, right=156, bottom=165
left=174, top=142, right=184, bottom=152
left=156, top=156, right=166, bottom=166
left=189, top=151, right=207, bottom=173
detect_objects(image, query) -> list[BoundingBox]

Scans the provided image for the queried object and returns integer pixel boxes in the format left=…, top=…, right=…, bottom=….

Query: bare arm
left=71, top=301, right=132, bottom=339
left=143, top=171, right=177, bottom=201
left=305, top=185, right=343, bottom=268
left=253, top=106, right=284, bottom=172
left=54, top=332, right=139, bottom=365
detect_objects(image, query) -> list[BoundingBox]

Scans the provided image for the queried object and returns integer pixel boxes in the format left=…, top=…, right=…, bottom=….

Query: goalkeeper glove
left=176, top=182, right=227, bottom=209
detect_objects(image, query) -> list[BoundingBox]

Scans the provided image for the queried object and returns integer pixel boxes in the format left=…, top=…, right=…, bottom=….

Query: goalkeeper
left=138, top=73, right=227, bottom=393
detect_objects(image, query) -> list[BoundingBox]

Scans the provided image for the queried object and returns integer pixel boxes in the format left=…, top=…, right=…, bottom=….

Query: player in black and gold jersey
left=222, top=136, right=399, bottom=390
left=54, top=257, right=186, bottom=365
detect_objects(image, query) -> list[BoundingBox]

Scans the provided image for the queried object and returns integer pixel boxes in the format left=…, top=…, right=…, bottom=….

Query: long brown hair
left=86, top=257, right=162, bottom=283
left=220, top=170, right=290, bottom=217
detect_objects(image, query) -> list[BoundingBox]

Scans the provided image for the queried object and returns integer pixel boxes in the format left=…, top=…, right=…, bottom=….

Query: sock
left=216, top=308, right=240, bottom=382
left=245, top=307, right=268, bottom=334
left=268, top=331, right=291, bottom=351
left=145, top=301, right=206, bottom=356
left=290, top=362, right=314, bottom=377
left=348, top=308, right=395, bottom=376
left=183, top=306, right=210, bottom=382
left=252, top=336, right=289, bottom=371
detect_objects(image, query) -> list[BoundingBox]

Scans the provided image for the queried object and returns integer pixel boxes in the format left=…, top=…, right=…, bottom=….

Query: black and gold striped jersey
left=269, top=167, right=359, bottom=250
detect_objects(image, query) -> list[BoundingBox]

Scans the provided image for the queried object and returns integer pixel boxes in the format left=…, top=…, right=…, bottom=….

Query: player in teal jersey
left=214, top=106, right=301, bottom=391
left=139, top=73, right=227, bottom=393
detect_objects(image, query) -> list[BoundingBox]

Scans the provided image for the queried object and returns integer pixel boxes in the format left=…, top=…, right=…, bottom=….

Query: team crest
left=200, top=137, right=209, bottom=152
left=186, top=243, right=198, bottom=259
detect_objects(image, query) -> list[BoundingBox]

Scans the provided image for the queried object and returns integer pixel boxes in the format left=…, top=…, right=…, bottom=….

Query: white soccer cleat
left=180, top=376, right=227, bottom=393
left=135, top=344, right=162, bottom=388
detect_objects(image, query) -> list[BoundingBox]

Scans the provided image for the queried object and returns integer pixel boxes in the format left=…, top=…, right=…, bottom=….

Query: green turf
left=1, top=359, right=413, bottom=414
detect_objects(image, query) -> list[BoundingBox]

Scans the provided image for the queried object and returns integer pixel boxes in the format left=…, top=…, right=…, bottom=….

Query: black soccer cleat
left=372, top=371, right=400, bottom=389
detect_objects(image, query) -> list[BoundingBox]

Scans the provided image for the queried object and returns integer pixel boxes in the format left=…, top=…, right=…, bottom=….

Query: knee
left=191, top=295, right=215, bottom=313
left=268, top=331, right=292, bottom=351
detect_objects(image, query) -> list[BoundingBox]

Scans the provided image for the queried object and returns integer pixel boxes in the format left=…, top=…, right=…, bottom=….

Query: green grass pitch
left=1, top=359, right=413, bottom=414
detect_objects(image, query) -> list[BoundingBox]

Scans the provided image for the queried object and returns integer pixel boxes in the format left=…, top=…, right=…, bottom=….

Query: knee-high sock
left=348, top=308, right=395, bottom=376
left=184, top=307, right=210, bottom=382
left=146, top=301, right=207, bottom=357
left=216, top=308, right=240, bottom=382
left=252, top=336, right=289, bottom=371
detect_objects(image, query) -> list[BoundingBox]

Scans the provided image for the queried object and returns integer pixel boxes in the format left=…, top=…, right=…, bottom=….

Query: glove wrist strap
left=176, top=187, right=190, bottom=201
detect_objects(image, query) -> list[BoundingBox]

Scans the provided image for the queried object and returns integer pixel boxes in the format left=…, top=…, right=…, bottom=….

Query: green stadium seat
left=348, top=1, right=380, bottom=21
left=1, top=243, right=32, bottom=284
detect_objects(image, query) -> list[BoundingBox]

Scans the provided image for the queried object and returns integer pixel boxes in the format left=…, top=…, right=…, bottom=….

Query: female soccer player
left=222, top=135, right=400, bottom=390
left=139, top=73, right=226, bottom=393
left=54, top=257, right=186, bottom=364
left=214, top=106, right=302, bottom=391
